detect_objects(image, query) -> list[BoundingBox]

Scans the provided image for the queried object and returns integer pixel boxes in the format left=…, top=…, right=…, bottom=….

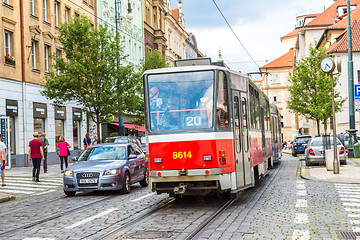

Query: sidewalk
left=0, top=163, right=64, bottom=203
left=283, top=149, right=360, bottom=184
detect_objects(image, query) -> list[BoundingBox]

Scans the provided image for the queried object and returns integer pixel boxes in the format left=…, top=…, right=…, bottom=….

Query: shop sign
left=6, top=100, right=18, bottom=117
left=33, top=103, right=47, bottom=118
left=55, top=106, right=66, bottom=120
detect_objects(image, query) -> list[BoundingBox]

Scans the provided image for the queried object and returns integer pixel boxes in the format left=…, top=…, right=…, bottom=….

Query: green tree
left=287, top=45, right=345, bottom=135
left=41, top=16, right=142, bottom=142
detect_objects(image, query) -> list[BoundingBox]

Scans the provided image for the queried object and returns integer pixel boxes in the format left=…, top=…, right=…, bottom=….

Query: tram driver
left=149, top=87, right=176, bottom=130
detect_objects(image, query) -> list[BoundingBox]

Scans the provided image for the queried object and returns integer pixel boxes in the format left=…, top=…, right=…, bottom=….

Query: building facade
left=1, top=0, right=96, bottom=167
left=97, top=0, right=144, bottom=66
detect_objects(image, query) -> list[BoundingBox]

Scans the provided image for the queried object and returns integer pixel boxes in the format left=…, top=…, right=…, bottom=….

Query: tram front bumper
left=149, top=168, right=221, bottom=178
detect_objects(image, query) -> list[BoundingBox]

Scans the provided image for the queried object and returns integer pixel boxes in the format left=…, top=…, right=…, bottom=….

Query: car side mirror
left=128, top=154, right=137, bottom=159
left=72, top=156, right=79, bottom=161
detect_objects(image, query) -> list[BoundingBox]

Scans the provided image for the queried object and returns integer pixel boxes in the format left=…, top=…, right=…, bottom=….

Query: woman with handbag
left=56, top=136, right=71, bottom=173
left=83, top=133, right=92, bottom=149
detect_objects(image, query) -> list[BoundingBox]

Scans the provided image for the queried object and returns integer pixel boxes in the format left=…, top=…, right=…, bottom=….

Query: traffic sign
left=355, top=84, right=360, bottom=100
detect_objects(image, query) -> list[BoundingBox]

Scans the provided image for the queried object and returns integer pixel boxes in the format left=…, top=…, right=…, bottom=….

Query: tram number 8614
left=173, top=151, right=192, bottom=159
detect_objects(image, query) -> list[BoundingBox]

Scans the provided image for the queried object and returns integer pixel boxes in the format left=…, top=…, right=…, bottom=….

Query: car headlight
left=64, top=170, right=73, bottom=176
left=104, top=169, right=121, bottom=175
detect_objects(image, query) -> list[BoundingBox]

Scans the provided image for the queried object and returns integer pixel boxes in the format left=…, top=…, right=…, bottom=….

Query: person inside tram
left=149, top=86, right=176, bottom=130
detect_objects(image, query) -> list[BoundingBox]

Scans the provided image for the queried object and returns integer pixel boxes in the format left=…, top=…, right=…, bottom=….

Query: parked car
left=304, top=136, right=346, bottom=166
left=292, top=135, right=312, bottom=156
left=104, top=136, right=142, bottom=149
left=63, top=142, right=148, bottom=196
left=140, top=136, right=147, bottom=153
left=336, top=133, right=349, bottom=150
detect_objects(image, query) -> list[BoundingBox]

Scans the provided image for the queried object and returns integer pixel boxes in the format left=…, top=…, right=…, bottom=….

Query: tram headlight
left=203, top=156, right=212, bottom=161
left=154, top=158, right=162, bottom=163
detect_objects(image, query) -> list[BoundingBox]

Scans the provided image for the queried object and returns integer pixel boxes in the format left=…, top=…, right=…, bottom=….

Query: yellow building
left=1, top=0, right=95, bottom=167
left=259, top=49, right=297, bottom=142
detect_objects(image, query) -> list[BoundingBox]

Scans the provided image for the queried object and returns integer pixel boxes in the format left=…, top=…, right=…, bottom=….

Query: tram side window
left=255, top=93, right=260, bottom=129
left=242, top=97, right=249, bottom=152
left=249, top=91, right=255, bottom=129
left=216, top=71, right=229, bottom=129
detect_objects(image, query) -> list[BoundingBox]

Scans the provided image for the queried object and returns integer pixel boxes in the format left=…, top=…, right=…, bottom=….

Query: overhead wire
left=211, top=0, right=260, bottom=69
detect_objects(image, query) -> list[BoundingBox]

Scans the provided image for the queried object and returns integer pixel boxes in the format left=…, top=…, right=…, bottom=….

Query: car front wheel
left=140, top=169, right=149, bottom=187
left=121, top=172, right=131, bottom=194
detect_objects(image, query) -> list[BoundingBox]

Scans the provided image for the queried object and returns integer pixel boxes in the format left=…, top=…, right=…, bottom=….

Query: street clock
left=320, top=56, right=335, bottom=73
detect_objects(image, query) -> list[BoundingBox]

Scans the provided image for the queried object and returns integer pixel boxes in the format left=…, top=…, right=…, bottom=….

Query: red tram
left=143, top=58, right=282, bottom=197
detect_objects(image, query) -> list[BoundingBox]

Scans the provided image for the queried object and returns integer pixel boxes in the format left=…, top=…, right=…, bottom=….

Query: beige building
left=1, top=0, right=95, bottom=166
left=163, top=0, right=188, bottom=65
left=259, top=49, right=297, bottom=142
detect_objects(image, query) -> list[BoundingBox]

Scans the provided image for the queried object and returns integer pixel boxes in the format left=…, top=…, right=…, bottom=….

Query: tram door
left=241, top=92, right=252, bottom=185
left=232, top=90, right=244, bottom=187
left=232, top=90, right=252, bottom=187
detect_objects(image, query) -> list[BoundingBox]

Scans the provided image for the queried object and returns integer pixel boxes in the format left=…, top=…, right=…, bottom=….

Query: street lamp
left=320, top=56, right=339, bottom=174
left=114, top=0, right=133, bottom=136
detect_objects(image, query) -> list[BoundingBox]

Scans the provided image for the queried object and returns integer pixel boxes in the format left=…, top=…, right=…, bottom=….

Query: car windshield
left=311, top=137, right=341, bottom=147
left=147, top=71, right=214, bottom=132
left=78, top=146, right=126, bottom=161
left=295, top=137, right=311, bottom=143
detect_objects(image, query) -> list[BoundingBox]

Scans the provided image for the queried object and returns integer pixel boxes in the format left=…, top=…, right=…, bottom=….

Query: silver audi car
left=63, top=143, right=148, bottom=196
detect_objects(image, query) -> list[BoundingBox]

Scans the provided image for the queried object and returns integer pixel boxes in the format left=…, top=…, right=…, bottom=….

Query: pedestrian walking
left=38, top=132, right=49, bottom=173
left=83, top=133, right=91, bottom=149
left=56, top=136, right=71, bottom=173
left=29, top=132, right=45, bottom=182
left=0, top=134, right=6, bottom=186
left=93, top=136, right=98, bottom=144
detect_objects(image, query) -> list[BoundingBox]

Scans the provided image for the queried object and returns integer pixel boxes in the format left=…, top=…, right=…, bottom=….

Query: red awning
left=108, top=122, right=145, bottom=131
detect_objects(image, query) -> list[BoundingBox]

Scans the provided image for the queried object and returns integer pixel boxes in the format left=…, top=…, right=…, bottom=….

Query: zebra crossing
left=335, top=183, right=360, bottom=232
left=0, top=177, right=63, bottom=196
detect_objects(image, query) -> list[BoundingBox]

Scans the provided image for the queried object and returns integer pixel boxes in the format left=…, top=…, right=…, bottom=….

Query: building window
left=56, top=49, right=61, bottom=75
left=3, top=0, right=10, bottom=5
left=65, top=7, right=69, bottom=23
left=273, top=92, right=280, bottom=102
left=75, top=12, right=79, bottom=18
left=89, top=0, right=92, bottom=6
left=34, top=118, right=45, bottom=133
left=4, top=31, right=12, bottom=56
left=55, top=1, right=59, bottom=27
left=43, top=0, right=49, bottom=22
left=31, top=40, right=39, bottom=69
left=44, top=45, right=50, bottom=72
left=55, top=119, right=64, bottom=145
left=30, top=0, right=37, bottom=16
left=273, top=74, right=279, bottom=83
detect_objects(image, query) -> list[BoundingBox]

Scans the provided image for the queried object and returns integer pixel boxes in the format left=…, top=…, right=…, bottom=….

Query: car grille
left=76, top=172, right=100, bottom=187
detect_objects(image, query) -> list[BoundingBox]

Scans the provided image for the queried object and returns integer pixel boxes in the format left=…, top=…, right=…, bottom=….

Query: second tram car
left=143, top=58, right=282, bottom=197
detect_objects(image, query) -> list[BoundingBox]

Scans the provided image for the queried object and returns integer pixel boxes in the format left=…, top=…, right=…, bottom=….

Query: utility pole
left=114, top=0, right=133, bottom=136
left=347, top=0, right=357, bottom=157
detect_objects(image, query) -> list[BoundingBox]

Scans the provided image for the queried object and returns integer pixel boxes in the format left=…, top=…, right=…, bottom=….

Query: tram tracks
left=0, top=194, right=119, bottom=237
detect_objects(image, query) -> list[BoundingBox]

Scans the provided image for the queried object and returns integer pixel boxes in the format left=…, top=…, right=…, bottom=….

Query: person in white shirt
left=0, top=134, right=6, bottom=186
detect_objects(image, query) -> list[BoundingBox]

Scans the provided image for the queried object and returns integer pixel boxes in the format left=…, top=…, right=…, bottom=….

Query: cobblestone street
left=0, top=154, right=358, bottom=239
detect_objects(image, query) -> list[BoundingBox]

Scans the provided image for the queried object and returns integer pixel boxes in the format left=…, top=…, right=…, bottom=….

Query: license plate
left=78, top=178, right=98, bottom=184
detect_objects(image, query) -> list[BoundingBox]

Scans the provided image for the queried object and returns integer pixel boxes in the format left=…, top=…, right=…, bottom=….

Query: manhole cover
left=125, top=231, right=173, bottom=239
left=337, top=231, right=360, bottom=239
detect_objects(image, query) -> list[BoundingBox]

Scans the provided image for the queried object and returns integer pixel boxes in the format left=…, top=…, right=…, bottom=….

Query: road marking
left=23, top=238, right=56, bottom=240
left=338, top=191, right=360, bottom=195
left=349, top=214, right=360, bottom=218
left=341, top=198, right=360, bottom=203
left=0, top=189, right=35, bottom=194
left=3, top=179, right=62, bottom=186
left=294, top=213, right=309, bottom=224
left=0, top=185, right=47, bottom=191
left=343, top=202, right=360, bottom=207
left=131, top=192, right=155, bottom=202
left=34, top=189, right=57, bottom=196
left=340, top=194, right=360, bottom=199
left=296, top=184, right=306, bottom=190
left=296, top=180, right=305, bottom=184
left=297, top=190, right=307, bottom=196
left=296, top=199, right=307, bottom=208
left=6, top=177, right=63, bottom=183
left=350, top=219, right=360, bottom=224
left=65, top=208, right=117, bottom=229
left=345, top=208, right=360, bottom=212
left=292, top=229, right=310, bottom=240
left=0, top=182, right=56, bottom=189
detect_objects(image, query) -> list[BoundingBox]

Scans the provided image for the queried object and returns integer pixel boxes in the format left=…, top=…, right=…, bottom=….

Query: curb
left=299, top=160, right=360, bottom=184
left=0, top=192, right=15, bottom=203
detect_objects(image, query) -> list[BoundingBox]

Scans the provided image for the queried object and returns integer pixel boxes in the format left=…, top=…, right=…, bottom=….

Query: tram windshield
left=147, top=71, right=214, bottom=131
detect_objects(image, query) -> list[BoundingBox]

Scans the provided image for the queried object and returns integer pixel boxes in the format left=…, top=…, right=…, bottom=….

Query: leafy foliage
left=41, top=16, right=142, bottom=140
left=287, top=45, right=345, bottom=135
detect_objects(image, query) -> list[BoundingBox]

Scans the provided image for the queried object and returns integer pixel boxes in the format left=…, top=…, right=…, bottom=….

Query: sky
left=170, top=0, right=335, bottom=75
